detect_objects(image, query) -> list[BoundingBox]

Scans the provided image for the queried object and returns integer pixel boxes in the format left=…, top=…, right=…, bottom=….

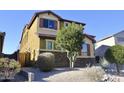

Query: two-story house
left=19, top=11, right=96, bottom=67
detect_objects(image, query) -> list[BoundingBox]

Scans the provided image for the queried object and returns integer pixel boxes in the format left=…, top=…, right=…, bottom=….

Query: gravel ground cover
left=18, top=67, right=124, bottom=82
left=22, top=67, right=102, bottom=82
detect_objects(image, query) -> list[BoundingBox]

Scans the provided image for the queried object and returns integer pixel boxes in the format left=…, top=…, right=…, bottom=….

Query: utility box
left=28, top=72, right=34, bottom=82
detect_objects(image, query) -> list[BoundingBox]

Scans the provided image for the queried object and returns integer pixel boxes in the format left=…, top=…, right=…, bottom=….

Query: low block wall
left=39, top=50, right=95, bottom=67
left=75, top=57, right=96, bottom=67
left=40, top=50, right=69, bottom=67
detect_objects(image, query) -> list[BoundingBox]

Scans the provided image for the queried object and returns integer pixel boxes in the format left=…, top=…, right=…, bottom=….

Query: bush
left=37, top=52, right=55, bottom=72
left=0, top=58, right=21, bottom=81
left=105, top=45, right=124, bottom=75
left=100, top=57, right=110, bottom=70
left=84, top=66, right=105, bottom=82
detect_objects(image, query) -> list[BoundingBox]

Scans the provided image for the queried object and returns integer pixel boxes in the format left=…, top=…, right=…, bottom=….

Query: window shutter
left=39, top=18, right=43, bottom=28
left=54, top=21, right=57, bottom=30
left=87, top=44, right=90, bottom=56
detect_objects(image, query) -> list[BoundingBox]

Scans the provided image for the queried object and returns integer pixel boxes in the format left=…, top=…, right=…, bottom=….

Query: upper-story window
left=39, top=18, right=57, bottom=30
left=64, top=22, right=69, bottom=28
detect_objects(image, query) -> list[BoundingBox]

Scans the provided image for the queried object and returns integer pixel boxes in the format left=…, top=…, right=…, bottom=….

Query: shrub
left=100, top=57, right=110, bottom=70
left=84, top=66, right=105, bottom=82
left=0, top=58, right=21, bottom=81
left=105, top=45, right=124, bottom=75
left=37, top=52, right=55, bottom=72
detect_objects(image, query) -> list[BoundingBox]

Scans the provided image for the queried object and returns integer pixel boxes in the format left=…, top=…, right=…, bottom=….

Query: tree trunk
left=69, top=61, right=74, bottom=69
left=67, top=51, right=77, bottom=69
left=71, top=61, right=74, bottom=69
left=69, top=61, right=72, bottom=69
left=69, top=60, right=74, bottom=69
left=116, top=63, right=120, bottom=75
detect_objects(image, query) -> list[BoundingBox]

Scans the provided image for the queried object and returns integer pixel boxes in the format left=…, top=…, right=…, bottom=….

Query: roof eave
left=83, top=34, right=96, bottom=43
left=27, top=10, right=86, bottom=29
left=61, top=18, right=86, bottom=26
left=96, top=36, right=113, bottom=43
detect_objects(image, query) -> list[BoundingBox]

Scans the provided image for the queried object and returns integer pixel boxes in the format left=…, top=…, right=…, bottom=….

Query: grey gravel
left=21, top=67, right=124, bottom=82
left=22, top=67, right=97, bottom=82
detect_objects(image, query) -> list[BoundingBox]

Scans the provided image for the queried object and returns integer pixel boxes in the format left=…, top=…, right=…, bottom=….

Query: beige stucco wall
left=28, top=17, right=40, bottom=60
left=20, top=13, right=61, bottom=62
left=83, top=36, right=95, bottom=57
left=40, top=38, right=46, bottom=49
left=20, top=17, right=40, bottom=61
left=20, top=27, right=29, bottom=53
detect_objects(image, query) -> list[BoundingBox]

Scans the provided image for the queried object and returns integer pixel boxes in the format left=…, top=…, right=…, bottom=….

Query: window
left=47, top=41, right=52, bottom=49
left=82, top=43, right=90, bottom=56
left=46, top=40, right=54, bottom=50
left=64, top=22, right=69, bottom=28
left=40, top=18, right=57, bottom=30
left=43, top=19, right=48, bottom=28
left=49, top=20, right=55, bottom=29
left=117, top=37, right=124, bottom=42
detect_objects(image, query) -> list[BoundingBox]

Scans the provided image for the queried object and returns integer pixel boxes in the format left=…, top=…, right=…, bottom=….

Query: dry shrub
left=0, top=58, right=21, bottom=80
left=84, top=66, right=105, bottom=82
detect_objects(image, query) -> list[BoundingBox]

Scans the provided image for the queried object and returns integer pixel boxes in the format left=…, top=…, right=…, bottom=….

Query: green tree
left=56, top=23, right=84, bottom=69
left=105, top=45, right=124, bottom=75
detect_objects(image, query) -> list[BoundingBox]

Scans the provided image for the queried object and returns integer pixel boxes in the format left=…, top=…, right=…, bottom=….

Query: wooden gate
left=19, top=52, right=30, bottom=67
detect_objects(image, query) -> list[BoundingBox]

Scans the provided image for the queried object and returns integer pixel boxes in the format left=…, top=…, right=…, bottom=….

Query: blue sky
left=1, top=10, right=124, bottom=54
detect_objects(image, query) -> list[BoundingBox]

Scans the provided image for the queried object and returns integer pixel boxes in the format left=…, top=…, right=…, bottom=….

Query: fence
left=18, top=52, right=30, bottom=67
left=40, top=50, right=96, bottom=67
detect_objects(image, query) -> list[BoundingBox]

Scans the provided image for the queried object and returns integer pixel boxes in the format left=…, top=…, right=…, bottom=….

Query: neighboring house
left=95, top=30, right=124, bottom=57
left=19, top=10, right=96, bottom=67
left=0, top=32, right=18, bottom=59
left=4, top=50, right=19, bottom=60
left=0, top=32, right=5, bottom=54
